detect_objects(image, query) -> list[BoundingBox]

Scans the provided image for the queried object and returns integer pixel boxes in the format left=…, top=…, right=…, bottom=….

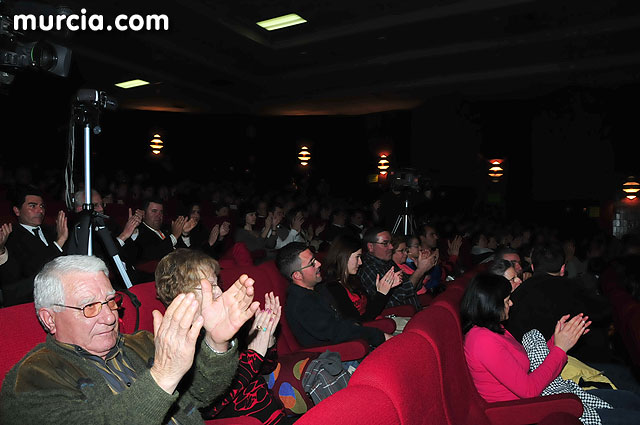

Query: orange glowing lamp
left=150, top=134, right=164, bottom=155
left=378, top=154, right=390, bottom=175
left=298, top=146, right=311, bottom=166
left=623, top=176, right=640, bottom=200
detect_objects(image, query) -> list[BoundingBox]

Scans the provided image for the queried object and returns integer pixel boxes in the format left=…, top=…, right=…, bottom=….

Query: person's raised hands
left=119, top=208, right=143, bottom=241
left=554, top=313, right=591, bottom=352
left=448, top=235, right=463, bottom=257
left=200, top=274, right=260, bottom=352
left=55, top=211, right=68, bottom=246
left=247, top=292, right=281, bottom=356
left=376, top=267, right=401, bottom=295
left=150, top=292, right=204, bottom=394
left=0, top=223, right=13, bottom=253
left=171, top=216, right=187, bottom=238
left=183, top=217, right=197, bottom=235
left=220, top=221, right=231, bottom=237
left=208, top=224, right=220, bottom=246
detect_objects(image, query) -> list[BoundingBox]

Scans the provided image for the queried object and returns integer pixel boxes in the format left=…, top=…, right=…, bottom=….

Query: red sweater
left=464, top=326, right=567, bottom=402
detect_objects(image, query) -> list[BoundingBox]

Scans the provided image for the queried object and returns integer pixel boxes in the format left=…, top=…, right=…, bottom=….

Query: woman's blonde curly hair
left=155, top=248, right=220, bottom=307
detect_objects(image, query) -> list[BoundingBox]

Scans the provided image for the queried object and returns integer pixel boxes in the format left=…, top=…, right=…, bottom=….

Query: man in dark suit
left=0, top=187, right=68, bottom=306
left=66, top=189, right=142, bottom=288
left=506, top=242, right=612, bottom=362
left=132, top=198, right=193, bottom=265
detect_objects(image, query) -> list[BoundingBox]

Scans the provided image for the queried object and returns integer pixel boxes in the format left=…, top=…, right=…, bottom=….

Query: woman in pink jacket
left=461, top=273, right=640, bottom=425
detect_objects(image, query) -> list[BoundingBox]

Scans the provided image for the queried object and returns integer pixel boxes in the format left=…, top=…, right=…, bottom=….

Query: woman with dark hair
left=182, top=203, right=230, bottom=259
left=488, top=258, right=522, bottom=292
left=234, top=204, right=276, bottom=256
left=322, top=234, right=400, bottom=322
left=461, top=273, right=640, bottom=424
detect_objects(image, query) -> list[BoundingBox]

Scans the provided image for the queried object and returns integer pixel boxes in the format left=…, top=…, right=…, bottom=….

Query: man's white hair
left=73, top=189, right=100, bottom=210
left=34, top=255, right=109, bottom=329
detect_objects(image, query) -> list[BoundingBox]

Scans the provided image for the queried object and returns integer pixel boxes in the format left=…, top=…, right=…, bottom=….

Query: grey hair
left=34, top=255, right=109, bottom=329
left=73, top=189, right=100, bottom=210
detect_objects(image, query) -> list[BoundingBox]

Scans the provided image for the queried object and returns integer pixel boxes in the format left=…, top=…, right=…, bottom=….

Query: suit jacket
left=505, top=273, right=612, bottom=362
left=133, top=224, right=185, bottom=264
left=0, top=224, right=62, bottom=306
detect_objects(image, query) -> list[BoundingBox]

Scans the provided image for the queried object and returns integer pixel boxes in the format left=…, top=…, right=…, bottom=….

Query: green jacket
left=0, top=331, right=238, bottom=425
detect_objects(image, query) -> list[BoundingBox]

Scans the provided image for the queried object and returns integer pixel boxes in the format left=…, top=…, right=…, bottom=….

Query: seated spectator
left=358, top=228, right=432, bottom=310
left=234, top=204, right=276, bottom=258
left=493, top=246, right=525, bottom=280
left=155, top=249, right=293, bottom=424
left=320, top=208, right=354, bottom=244
left=322, top=235, right=401, bottom=322
left=461, top=273, right=640, bottom=424
left=405, top=235, right=421, bottom=271
left=182, top=203, right=230, bottom=258
left=506, top=242, right=613, bottom=363
left=274, top=207, right=306, bottom=249
left=488, top=258, right=523, bottom=292
left=132, top=198, right=192, bottom=264
left=470, top=232, right=494, bottom=265
left=419, top=223, right=463, bottom=292
left=0, top=255, right=258, bottom=424
left=276, top=242, right=390, bottom=348
left=0, top=186, right=67, bottom=306
left=347, top=209, right=366, bottom=239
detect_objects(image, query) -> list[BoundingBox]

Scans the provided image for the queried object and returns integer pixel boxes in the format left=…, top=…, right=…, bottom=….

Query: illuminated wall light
left=298, top=146, right=311, bottom=166
left=488, top=158, right=505, bottom=183
left=623, top=176, right=640, bottom=200
left=150, top=133, right=164, bottom=155
left=378, top=154, right=390, bottom=175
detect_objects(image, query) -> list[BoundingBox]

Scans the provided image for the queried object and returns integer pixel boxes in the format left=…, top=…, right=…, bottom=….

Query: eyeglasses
left=292, top=257, right=317, bottom=276
left=374, top=240, right=391, bottom=247
left=54, top=293, right=122, bottom=318
left=395, top=248, right=409, bottom=253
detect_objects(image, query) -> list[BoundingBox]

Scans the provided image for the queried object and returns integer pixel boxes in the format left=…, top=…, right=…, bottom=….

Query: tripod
left=67, top=90, right=142, bottom=329
left=392, top=198, right=416, bottom=236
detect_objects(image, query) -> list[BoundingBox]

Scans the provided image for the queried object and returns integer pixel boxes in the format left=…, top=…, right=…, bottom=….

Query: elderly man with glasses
left=0, top=255, right=258, bottom=425
left=357, top=227, right=434, bottom=311
left=276, top=242, right=390, bottom=348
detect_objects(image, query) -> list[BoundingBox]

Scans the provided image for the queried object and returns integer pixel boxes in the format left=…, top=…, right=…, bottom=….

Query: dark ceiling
left=9, top=0, right=640, bottom=115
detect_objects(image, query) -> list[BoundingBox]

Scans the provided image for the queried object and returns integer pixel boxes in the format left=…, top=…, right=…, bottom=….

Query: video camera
left=389, top=167, right=429, bottom=192
left=0, top=1, right=72, bottom=84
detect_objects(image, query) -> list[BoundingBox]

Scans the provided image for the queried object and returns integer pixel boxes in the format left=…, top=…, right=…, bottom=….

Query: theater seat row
left=294, top=272, right=583, bottom=425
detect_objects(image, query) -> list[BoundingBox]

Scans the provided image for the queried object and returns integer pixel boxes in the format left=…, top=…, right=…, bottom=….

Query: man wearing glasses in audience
left=0, top=255, right=258, bottom=424
left=276, top=242, right=390, bottom=348
left=358, top=227, right=433, bottom=311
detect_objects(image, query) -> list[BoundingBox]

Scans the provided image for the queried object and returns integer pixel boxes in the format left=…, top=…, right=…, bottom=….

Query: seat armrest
left=363, top=318, right=396, bottom=334
left=299, top=339, right=370, bottom=361
left=379, top=305, right=417, bottom=318
left=485, top=394, right=583, bottom=425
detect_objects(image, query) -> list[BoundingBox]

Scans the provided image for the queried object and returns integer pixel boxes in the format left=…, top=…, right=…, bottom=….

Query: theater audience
left=358, top=228, right=433, bottom=310
left=276, top=242, right=390, bottom=348
left=488, top=258, right=523, bottom=292
left=0, top=255, right=258, bottom=424
left=132, top=198, right=192, bottom=264
left=462, top=273, right=640, bottom=425
left=234, top=204, right=277, bottom=259
left=322, top=235, right=401, bottom=322
left=506, top=242, right=613, bottom=363
left=155, top=249, right=293, bottom=424
left=0, top=186, right=67, bottom=306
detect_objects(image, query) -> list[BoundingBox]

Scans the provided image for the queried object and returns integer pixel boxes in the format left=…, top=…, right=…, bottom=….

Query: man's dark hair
left=142, top=198, right=165, bottom=211
left=11, top=185, right=44, bottom=210
left=493, top=246, right=520, bottom=262
left=488, top=259, right=513, bottom=278
left=363, top=227, right=386, bottom=246
left=460, top=273, right=511, bottom=335
left=276, top=242, right=307, bottom=282
left=531, top=242, right=565, bottom=274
